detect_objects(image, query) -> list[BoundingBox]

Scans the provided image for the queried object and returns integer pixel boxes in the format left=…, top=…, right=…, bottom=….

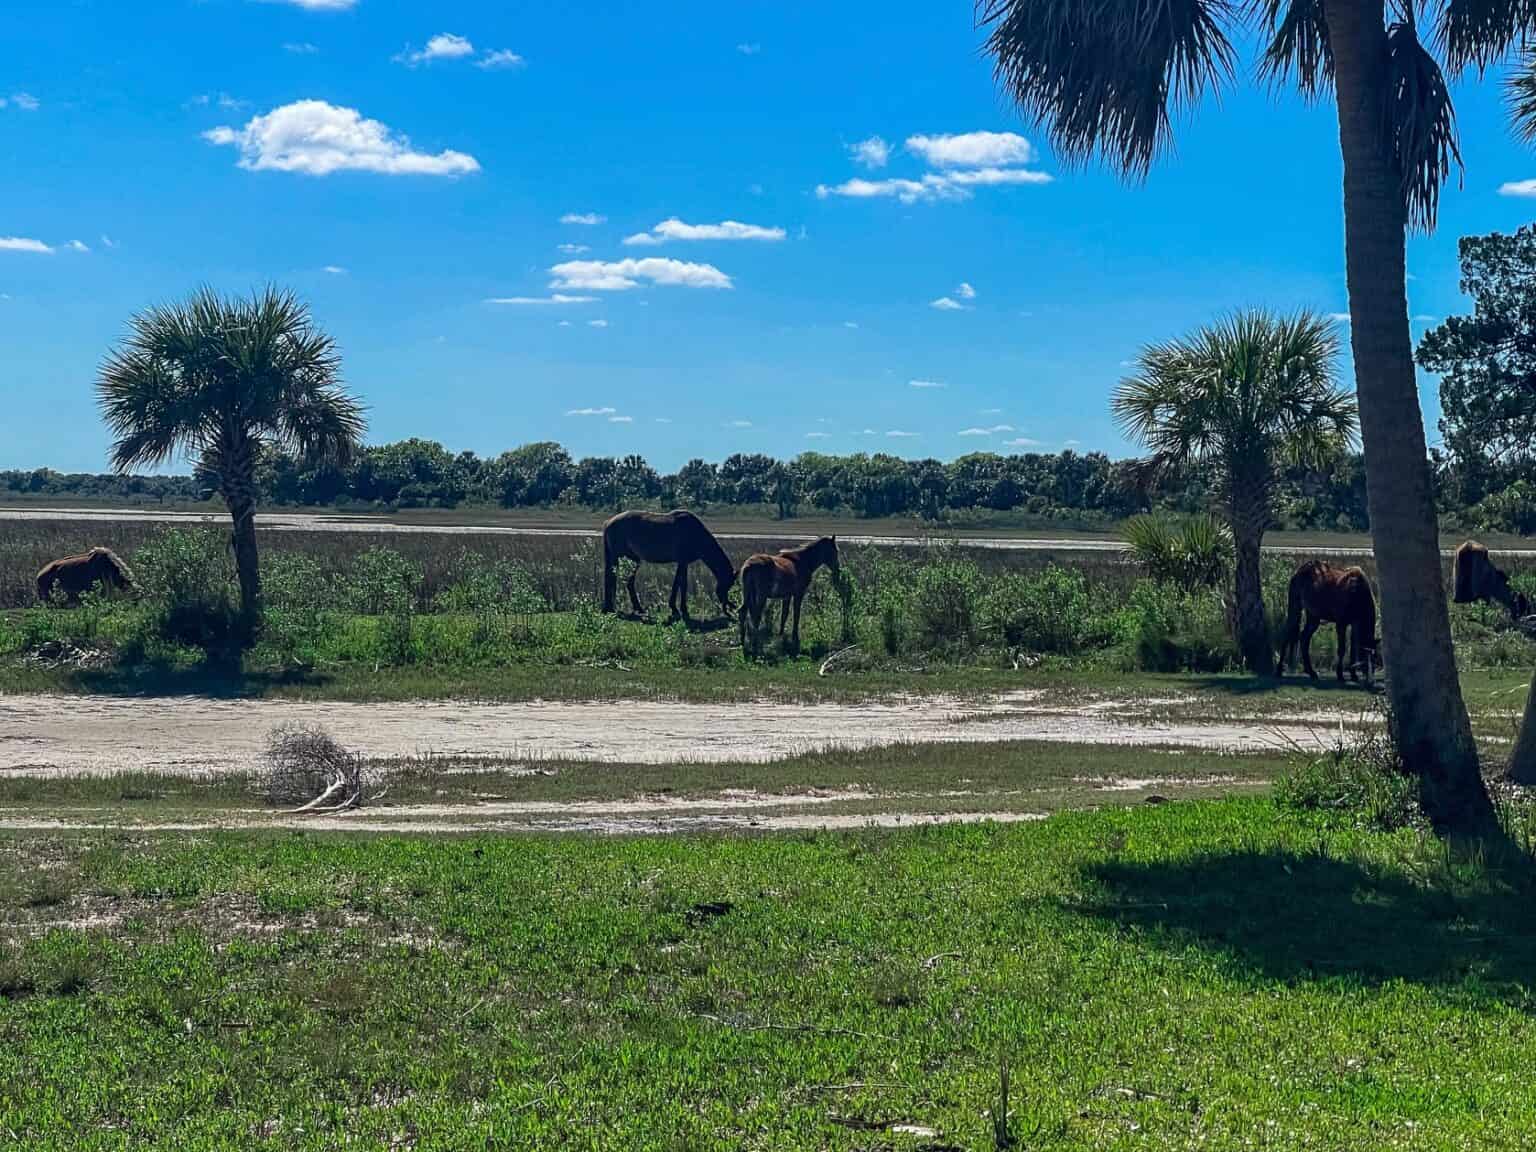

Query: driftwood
left=263, top=724, right=377, bottom=815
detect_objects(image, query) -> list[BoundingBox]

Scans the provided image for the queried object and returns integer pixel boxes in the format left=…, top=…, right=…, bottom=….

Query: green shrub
left=260, top=552, right=333, bottom=667
left=984, top=566, right=1091, bottom=653
left=1275, top=728, right=1420, bottom=831
left=910, top=559, right=983, bottom=650
left=133, top=529, right=243, bottom=661
left=1117, top=581, right=1234, bottom=673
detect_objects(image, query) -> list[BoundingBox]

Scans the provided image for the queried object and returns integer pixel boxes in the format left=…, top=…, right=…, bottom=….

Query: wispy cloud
left=588, top=318, right=609, bottom=328
left=64, top=239, right=89, bottom=253
left=930, top=297, right=965, bottom=311
left=259, top=0, right=357, bottom=9
left=843, top=321, right=859, bottom=329
left=395, top=33, right=476, bottom=67
left=561, top=212, right=606, bottom=226
left=1499, top=179, right=1536, bottom=198
left=284, top=41, right=320, bottom=54
left=817, top=168, right=1050, bottom=203
left=887, top=430, right=918, bottom=438
left=0, top=237, right=53, bottom=254
left=100, top=235, right=118, bottom=249
left=955, top=282, right=976, bottom=300
left=736, top=42, right=761, bottom=55
left=623, top=218, right=785, bottom=246
left=485, top=293, right=596, bottom=306
left=205, top=100, right=479, bottom=176
left=1328, top=312, right=1352, bottom=323
left=557, top=243, right=589, bottom=255
left=322, top=264, right=346, bottom=275
left=908, top=379, right=946, bottom=389
left=9, top=93, right=40, bottom=112
left=906, top=131, right=1035, bottom=168
left=727, top=419, right=753, bottom=428
left=608, top=413, right=631, bottom=422
left=477, top=49, right=524, bottom=70
left=550, top=257, right=732, bottom=291
left=1003, top=437, right=1042, bottom=448
left=806, top=431, right=831, bottom=439
left=567, top=406, right=617, bottom=416
left=979, top=407, right=1003, bottom=415
left=958, top=425, right=1014, bottom=436
left=849, top=136, right=890, bottom=169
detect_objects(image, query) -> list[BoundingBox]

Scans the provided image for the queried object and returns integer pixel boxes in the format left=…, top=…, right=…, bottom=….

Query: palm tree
left=97, top=287, right=365, bottom=634
left=1116, top=312, right=1356, bottom=675
left=976, top=0, right=1529, bottom=834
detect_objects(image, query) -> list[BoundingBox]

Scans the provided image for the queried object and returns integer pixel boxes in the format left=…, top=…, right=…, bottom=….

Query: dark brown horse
left=601, top=509, right=736, bottom=622
left=35, top=547, right=135, bottom=605
left=739, top=536, right=840, bottom=653
left=1453, top=540, right=1531, bottom=621
left=1278, top=560, right=1378, bottom=685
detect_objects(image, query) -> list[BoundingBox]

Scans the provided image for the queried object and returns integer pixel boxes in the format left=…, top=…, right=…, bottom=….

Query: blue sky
left=3, top=0, right=1536, bottom=474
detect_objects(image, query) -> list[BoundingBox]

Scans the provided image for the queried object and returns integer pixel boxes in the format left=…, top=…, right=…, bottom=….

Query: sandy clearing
left=8, top=506, right=1527, bottom=557
left=0, top=691, right=1365, bottom=777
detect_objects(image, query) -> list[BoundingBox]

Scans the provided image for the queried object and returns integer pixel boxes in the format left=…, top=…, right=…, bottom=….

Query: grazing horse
left=35, top=547, right=135, bottom=605
left=1278, top=559, right=1378, bottom=685
left=1453, top=540, right=1531, bottom=621
left=600, top=509, right=736, bottom=622
left=739, top=535, right=840, bottom=653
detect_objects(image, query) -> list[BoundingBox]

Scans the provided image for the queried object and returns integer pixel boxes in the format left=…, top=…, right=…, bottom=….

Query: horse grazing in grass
left=601, top=509, right=736, bottom=622
left=1453, top=540, right=1531, bottom=621
left=36, top=547, right=135, bottom=605
left=1278, top=559, right=1378, bottom=685
left=739, top=535, right=840, bottom=654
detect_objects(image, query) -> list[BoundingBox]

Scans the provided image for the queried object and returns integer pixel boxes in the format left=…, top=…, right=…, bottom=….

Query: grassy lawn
left=3, top=799, right=1536, bottom=1149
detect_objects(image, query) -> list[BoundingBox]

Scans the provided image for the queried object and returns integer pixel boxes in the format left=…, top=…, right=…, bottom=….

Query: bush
left=133, top=529, right=243, bottom=661
left=984, top=566, right=1091, bottom=653
left=909, top=559, right=983, bottom=650
left=1275, top=726, right=1420, bottom=831
left=260, top=552, right=333, bottom=667
left=1117, top=581, right=1234, bottom=673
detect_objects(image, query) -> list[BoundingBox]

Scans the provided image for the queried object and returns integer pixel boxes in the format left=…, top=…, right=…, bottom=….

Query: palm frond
left=1437, top=0, right=1535, bottom=73
left=1387, top=18, right=1463, bottom=232
left=1509, top=49, right=1536, bottom=141
left=1252, top=0, right=1332, bottom=96
left=976, top=0, right=1239, bottom=178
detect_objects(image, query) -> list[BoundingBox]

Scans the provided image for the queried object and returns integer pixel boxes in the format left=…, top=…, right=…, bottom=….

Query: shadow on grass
left=1186, top=674, right=1383, bottom=699
left=1080, top=849, right=1536, bottom=997
left=55, top=662, right=335, bottom=699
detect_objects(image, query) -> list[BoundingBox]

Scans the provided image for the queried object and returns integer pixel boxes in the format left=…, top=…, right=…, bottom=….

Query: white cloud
left=395, top=33, right=475, bottom=66
left=11, top=93, right=39, bottom=112
left=979, top=407, right=1003, bottom=415
left=1412, top=314, right=1437, bottom=324
left=955, top=282, right=976, bottom=300
left=561, top=212, right=606, bottom=225
left=655, top=417, right=673, bottom=424
left=588, top=319, right=609, bottom=328
left=1064, top=439, right=1081, bottom=447
left=100, top=235, right=117, bottom=249
left=0, top=237, right=52, bottom=254
left=485, top=293, right=596, bottom=306
left=205, top=100, right=480, bottom=176
left=550, top=257, right=732, bottom=291
left=908, top=379, right=945, bottom=389
left=608, top=414, right=631, bottom=422
left=557, top=243, right=589, bottom=254
left=860, top=428, right=878, bottom=435
left=727, top=419, right=753, bottom=428
left=262, top=0, right=357, bottom=8
left=906, top=131, right=1035, bottom=168
left=930, top=297, right=965, bottom=311
left=806, top=431, right=830, bottom=439
left=958, top=425, right=1014, bottom=436
left=477, top=49, right=524, bottom=70
left=322, top=264, right=346, bottom=274
left=65, top=239, right=89, bottom=253
left=567, top=406, right=617, bottom=416
left=887, top=430, right=918, bottom=438
left=1328, top=312, right=1352, bottom=323
left=1003, top=437, right=1043, bottom=448
left=1499, top=180, right=1536, bottom=198
left=623, top=218, right=785, bottom=246
left=943, top=166, right=1052, bottom=189
left=284, top=42, right=320, bottom=54
left=850, top=136, right=890, bottom=169
left=843, top=321, right=859, bottom=329
left=737, top=42, right=761, bottom=55
left=557, top=320, right=572, bottom=327
left=816, top=165, right=1050, bottom=204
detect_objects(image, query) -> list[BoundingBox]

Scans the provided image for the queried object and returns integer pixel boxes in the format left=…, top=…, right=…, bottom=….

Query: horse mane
left=89, top=546, right=136, bottom=586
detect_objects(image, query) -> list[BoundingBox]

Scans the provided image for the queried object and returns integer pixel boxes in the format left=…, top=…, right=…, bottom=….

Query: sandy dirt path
left=0, top=691, right=1364, bottom=777
left=9, top=506, right=1526, bottom=556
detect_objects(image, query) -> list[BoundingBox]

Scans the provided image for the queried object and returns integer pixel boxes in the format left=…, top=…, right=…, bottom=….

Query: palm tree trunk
left=220, top=445, right=262, bottom=640
left=1511, top=669, right=1536, bottom=785
left=1324, top=0, right=1493, bottom=834
left=1229, top=486, right=1273, bottom=677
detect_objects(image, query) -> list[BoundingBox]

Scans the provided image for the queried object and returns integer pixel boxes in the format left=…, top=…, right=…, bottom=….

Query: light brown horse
left=739, top=535, right=840, bottom=653
left=1278, top=560, right=1378, bottom=685
left=601, top=509, right=736, bottom=622
left=35, top=547, right=135, bottom=605
left=1453, top=540, right=1531, bottom=621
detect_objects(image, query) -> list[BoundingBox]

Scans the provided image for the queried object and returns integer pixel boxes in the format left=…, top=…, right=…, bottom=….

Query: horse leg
left=778, top=598, right=789, bottom=637
left=791, top=594, right=803, bottom=651
left=1335, top=622, right=1349, bottom=682
left=626, top=562, right=643, bottom=616
left=677, top=564, right=691, bottom=624
left=1300, top=615, right=1320, bottom=681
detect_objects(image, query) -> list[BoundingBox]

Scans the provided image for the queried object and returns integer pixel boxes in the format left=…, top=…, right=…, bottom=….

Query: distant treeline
left=2, top=438, right=1390, bottom=531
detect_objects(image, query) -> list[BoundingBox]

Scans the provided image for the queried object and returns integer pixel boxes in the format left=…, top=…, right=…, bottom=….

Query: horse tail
left=600, top=525, right=616, bottom=613
left=1358, top=575, right=1378, bottom=652
left=1453, top=542, right=1479, bottom=604
left=35, top=563, right=55, bottom=604
left=1279, top=570, right=1306, bottom=669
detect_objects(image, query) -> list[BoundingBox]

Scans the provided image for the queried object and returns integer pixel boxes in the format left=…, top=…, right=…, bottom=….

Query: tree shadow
left=59, top=662, right=334, bottom=699
left=1077, top=848, right=1536, bottom=1003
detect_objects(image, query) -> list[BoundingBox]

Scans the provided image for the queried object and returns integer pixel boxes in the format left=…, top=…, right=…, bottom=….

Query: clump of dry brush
left=262, top=723, right=379, bottom=813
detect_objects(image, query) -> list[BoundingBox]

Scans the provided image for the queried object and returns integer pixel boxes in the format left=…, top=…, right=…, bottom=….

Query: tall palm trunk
left=1325, top=0, right=1493, bottom=833
left=1229, top=483, right=1273, bottom=676
left=219, top=439, right=262, bottom=638
left=1511, top=669, right=1536, bottom=785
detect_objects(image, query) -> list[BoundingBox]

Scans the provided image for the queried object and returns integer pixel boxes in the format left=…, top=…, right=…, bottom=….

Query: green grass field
left=4, top=796, right=1536, bottom=1149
